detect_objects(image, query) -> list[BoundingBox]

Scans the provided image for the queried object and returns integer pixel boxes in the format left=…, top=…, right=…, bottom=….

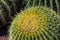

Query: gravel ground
left=0, top=36, right=9, bottom=40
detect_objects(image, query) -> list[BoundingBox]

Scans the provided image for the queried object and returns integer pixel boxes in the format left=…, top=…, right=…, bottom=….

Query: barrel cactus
left=9, top=0, right=60, bottom=40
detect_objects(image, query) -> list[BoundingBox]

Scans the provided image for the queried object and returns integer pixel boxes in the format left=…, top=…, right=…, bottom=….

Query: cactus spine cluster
left=9, top=6, right=60, bottom=40
left=9, top=0, right=60, bottom=40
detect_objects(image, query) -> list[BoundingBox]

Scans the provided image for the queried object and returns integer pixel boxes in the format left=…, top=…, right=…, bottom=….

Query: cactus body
left=9, top=6, right=60, bottom=40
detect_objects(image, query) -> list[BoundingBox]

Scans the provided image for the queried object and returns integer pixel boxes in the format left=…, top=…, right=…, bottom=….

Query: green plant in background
left=0, top=0, right=12, bottom=25
left=0, top=0, right=25, bottom=27
left=9, top=0, right=60, bottom=40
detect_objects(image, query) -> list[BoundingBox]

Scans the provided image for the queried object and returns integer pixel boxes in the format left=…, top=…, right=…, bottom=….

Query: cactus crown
left=9, top=0, right=60, bottom=40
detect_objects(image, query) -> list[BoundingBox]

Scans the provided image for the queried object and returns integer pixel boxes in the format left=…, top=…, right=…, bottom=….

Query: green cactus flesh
left=9, top=6, right=60, bottom=40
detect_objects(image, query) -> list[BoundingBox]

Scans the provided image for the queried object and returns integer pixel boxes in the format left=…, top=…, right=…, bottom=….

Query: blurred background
left=0, top=0, right=60, bottom=40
